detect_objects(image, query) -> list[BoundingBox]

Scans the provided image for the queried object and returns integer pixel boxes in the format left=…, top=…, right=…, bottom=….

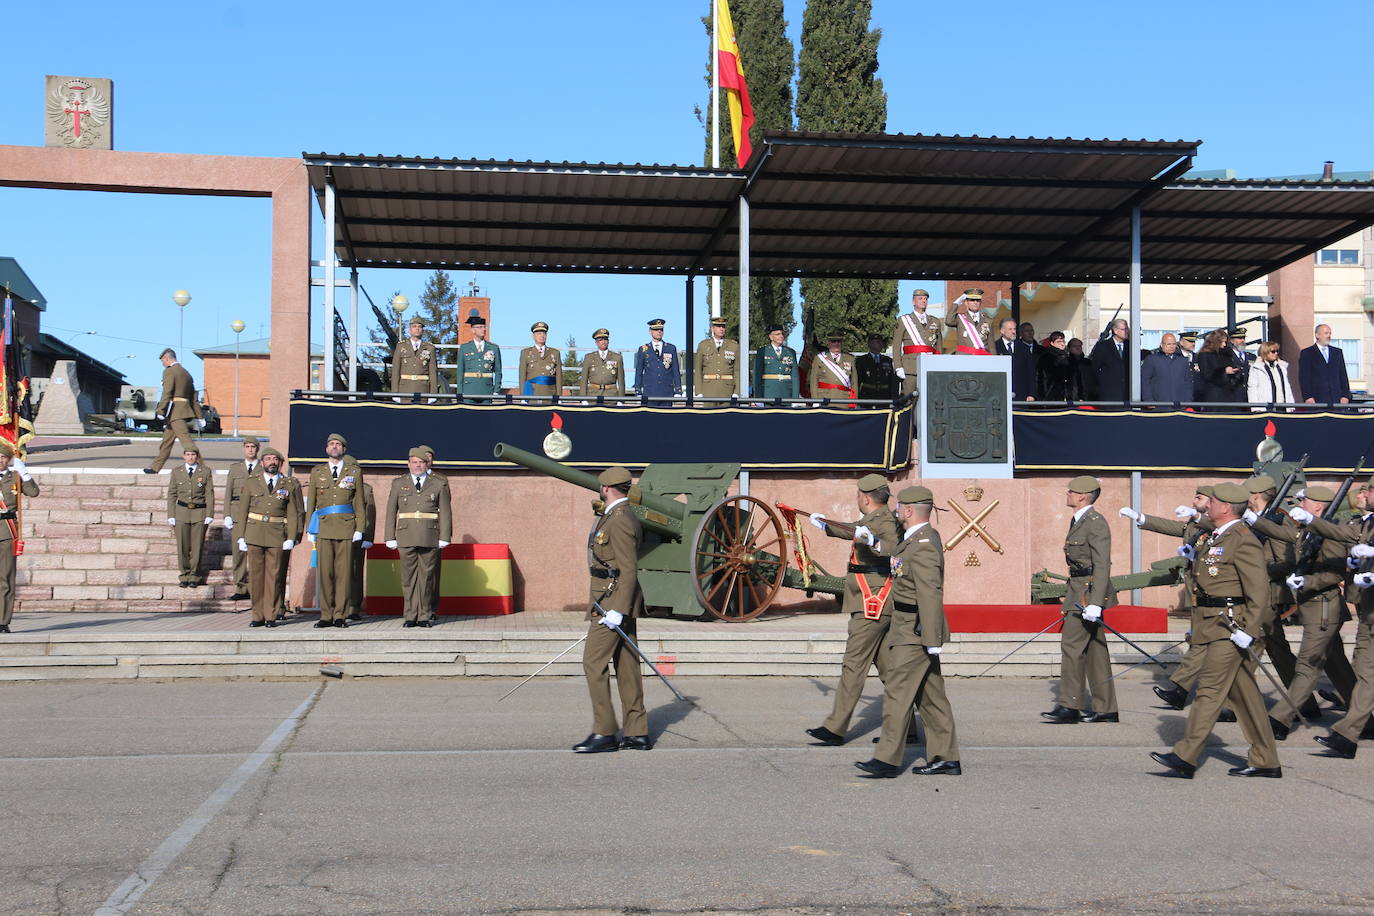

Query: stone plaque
left=917, top=354, right=1013, bottom=479
left=45, top=76, right=113, bottom=149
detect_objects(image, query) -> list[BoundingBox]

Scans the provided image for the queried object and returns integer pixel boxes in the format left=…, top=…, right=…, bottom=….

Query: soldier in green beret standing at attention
left=519, top=321, right=562, bottom=397
left=1043, top=476, right=1118, bottom=723
left=223, top=436, right=261, bottom=601
left=391, top=316, right=439, bottom=394
left=579, top=329, right=625, bottom=396
left=306, top=433, right=365, bottom=627
left=456, top=314, right=501, bottom=397
left=232, top=446, right=302, bottom=628
left=167, top=444, right=215, bottom=589
left=385, top=447, right=452, bottom=628
left=694, top=316, right=740, bottom=401
left=752, top=324, right=799, bottom=400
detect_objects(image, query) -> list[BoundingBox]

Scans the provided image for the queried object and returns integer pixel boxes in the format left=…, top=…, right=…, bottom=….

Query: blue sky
left=2, top=0, right=1370, bottom=385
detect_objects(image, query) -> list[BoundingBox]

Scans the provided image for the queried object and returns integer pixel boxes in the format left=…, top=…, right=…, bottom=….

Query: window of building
left=1316, top=249, right=1360, bottom=266
left=1331, top=338, right=1362, bottom=381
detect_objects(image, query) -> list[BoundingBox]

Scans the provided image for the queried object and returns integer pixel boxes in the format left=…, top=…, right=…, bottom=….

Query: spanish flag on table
left=364, top=543, right=515, bottom=615
left=715, top=0, right=755, bottom=166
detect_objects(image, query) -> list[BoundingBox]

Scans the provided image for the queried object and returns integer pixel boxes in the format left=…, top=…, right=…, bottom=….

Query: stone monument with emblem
left=45, top=76, right=113, bottom=150
left=917, top=354, right=1013, bottom=478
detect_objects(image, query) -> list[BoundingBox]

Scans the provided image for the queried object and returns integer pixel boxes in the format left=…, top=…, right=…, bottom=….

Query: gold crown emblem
left=963, top=485, right=984, bottom=502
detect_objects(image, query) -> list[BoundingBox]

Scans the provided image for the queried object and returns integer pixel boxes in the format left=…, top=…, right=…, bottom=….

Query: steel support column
left=1225, top=284, right=1238, bottom=334
left=1129, top=206, right=1142, bottom=403
left=348, top=268, right=359, bottom=391
left=738, top=194, right=750, bottom=497
left=685, top=275, right=695, bottom=403
left=322, top=180, right=337, bottom=392
left=1011, top=281, right=1021, bottom=326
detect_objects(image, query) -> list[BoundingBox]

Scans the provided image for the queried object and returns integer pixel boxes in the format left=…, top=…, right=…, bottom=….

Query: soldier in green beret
left=580, top=329, right=625, bottom=397
left=385, top=447, right=452, bottom=627
left=167, top=444, right=215, bottom=589
left=232, top=446, right=302, bottom=627
left=223, top=436, right=262, bottom=601
left=456, top=314, right=502, bottom=397
left=694, top=316, right=740, bottom=401
left=391, top=316, right=439, bottom=393
left=305, top=433, right=365, bottom=627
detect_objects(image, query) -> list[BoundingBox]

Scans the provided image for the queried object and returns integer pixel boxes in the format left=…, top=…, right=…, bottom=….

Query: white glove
left=1352, top=544, right=1374, bottom=559
left=351, top=531, right=363, bottom=542
left=1286, top=573, right=1305, bottom=591
left=223, top=515, right=234, bottom=530
left=1288, top=506, right=1314, bottom=524
left=361, top=541, right=373, bottom=549
left=809, top=512, right=826, bottom=531
left=1118, top=506, right=1142, bottom=523
left=1081, top=604, right=1103, bottom=622
left=167, top=517, right=176, bottom=527
left=10, top=458, right=30, bottom=481
left=599, top=609, right=624, bottom=629
left=853, top=525, right=875, bottom=547
left=1174, top=505, right=1198, bottom=520
left=1347, top=557, right=1360, bottom=571
left=1242, top=509, right=1258, bottom=524
left=894, top=367, right=906, bottom=380
left=1229, top=630, right=1254, bottom=650
left=1355, top=572, right=1374, bottom=589
left=306, top=532, right=316, bottom=543
left=203, top=516, right=213, bottom=526
left=1177, top=544, right=1196, bottom=561
left=237, top=537, right=248, bottom=552
left=954, top=294, right=968, bottom=306
left=193, top=418, right=206, bottom=431
left=283, top=539, right=295, bottom=550
left=926, top=646, right=942, bottom=655
left=385, top=540, right=398, bottom=549
left=437, top=540, right=449, bottom=548
left=156, top=413, right=165, bottom=421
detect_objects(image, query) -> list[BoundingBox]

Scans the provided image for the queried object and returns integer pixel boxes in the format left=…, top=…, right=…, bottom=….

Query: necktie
left=1117, top=342, right=1123, bottom=357
left=247, top=462, right=255, bottom=474
left=415, top=476, right=422, bottom=489
left=331, top=466, right=339, bottom=480
left=268, top=476, right=277, bottom=489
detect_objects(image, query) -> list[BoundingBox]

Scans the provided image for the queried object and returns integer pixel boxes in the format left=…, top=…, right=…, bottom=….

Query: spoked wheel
left=691, top=494, right=787, bottom=622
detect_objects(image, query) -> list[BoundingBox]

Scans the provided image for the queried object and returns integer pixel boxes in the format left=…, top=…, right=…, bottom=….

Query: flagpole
left=709, top=0, right=722, bottom=321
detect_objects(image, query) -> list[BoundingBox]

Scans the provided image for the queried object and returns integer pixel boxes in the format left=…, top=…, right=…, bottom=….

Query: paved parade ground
left=4, top=675, right=1373, bottom=915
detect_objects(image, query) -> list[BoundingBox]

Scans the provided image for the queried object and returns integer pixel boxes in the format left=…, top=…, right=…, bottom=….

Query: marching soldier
left=305, top=433, right=365, bottom=628
left=456, top=314, right=501, bottom=397
left=752, top=324, right=799, bottom=399
left=232, top=447, right=301, bottom=627
left=574, top=466, right=650, bottom=753
left=223, top=436, right=261, bottom=600
left=518, top=321, right=562, bottom=397
left=347, top=482, right=376, bottom=621
left=806, top=333, right=856, bottom=401
left=166, top=444, right=215, bottom=589
left=1043, top=476, right=1118, bottom=723
left=855, top=486, right=961, bottom=777
left=391, top=316, right=439, bottom=394
left=144, top=348, right=204, bottom=474
left=694, top=316, right=739, bottom=400
left=385, top=447, right=452, bottom=627
left=943, top=288, right=995, bottom=355
left=1316, top=488, right=1374, bottom=757
left=890, top=289, right=943, bottom=396
left=1242, top=476, right=1305, bottom=700
left=634, top=318, right=681, bottom=399
left=580, top=329, right=625, bottom=397
left=0, top=441, right=38, bottom=633
left=805, top=474, right=902, bottom=746
left=1151, top=482, right=1282, bottom=778
left=855, top=332, right=898, bottom=402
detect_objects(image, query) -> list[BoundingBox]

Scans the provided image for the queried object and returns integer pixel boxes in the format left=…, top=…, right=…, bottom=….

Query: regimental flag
left=0, top=290, right=35, bottom=458
left=715, top=0, right=755, bottom=167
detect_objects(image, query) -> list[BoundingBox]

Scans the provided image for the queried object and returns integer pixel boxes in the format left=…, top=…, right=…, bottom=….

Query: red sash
left=956, top=345, right=990, bottom=356
left=902, top=344, right=937, bottom=355
left=852, top=548, right=893, bottom=619
left=816, top=381, right=855, bottom=398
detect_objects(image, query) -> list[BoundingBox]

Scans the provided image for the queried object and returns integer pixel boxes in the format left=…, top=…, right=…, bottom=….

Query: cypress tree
left=417, top=270, right=460, bottom=387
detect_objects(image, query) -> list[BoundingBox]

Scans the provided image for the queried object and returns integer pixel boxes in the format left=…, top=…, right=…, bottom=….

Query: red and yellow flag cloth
left=716, top=0, right=755, bottom=166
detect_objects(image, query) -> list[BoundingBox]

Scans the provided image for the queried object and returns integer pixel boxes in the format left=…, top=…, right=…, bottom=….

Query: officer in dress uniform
left=804, top=474, right=902, bottom=746
left=1228, top=326, right=1254, bottom=403
left=574, top=466, right=650, bottom=754
left=144, top=348, right=204, bottom=474
left=1042, top=476, right=1118, bottom=723
left=634, top=318, right=681, bottom=399
left=456, top=314, right=501, bottom=397
left=232, top=447, right=301, bottom=628
left=943, top=289, right=995, bottom=355
left=223, top=436, right=260, bottom=600
left=1178, top=330, right=1201, bottom=400
left=1316, top=486, right=1374, bottom=757
left=855, top=485, right=961, bottom=777
left=806, top=332, right=857, bottom=400
left=752, top=324, right=799, bottom=399
left=167, top=444, right=215, bottom=588
left=391, top=316, right=439, bottom=394
left=890, top=289, right=943, bottom=396
left=305, top=433, right=365, bottom=627
left=694, top=316, right=740, bottom=401
left=1151, top=482, right=1282, bottom=778
left=1242, top=476, right=1306, bottom=707
left=579, top=329, right=625, bottom=397
left=854, top=332, right=898, bottom=402
left=0, top=441, right=38, bottom=633
left=518, top=321, right=562, bottom=397
left=385, top=447, right=453, bottom=627
left=347, top=482, right=376, bottom=621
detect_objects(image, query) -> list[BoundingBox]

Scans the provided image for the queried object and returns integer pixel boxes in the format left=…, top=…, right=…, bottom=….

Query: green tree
left=701, top=0, right=796, bottom=348
left=417, top=270, right=460, bottom=387
left=795, top=0, right=896, bottom=351
left=562, top=335, right=581, bottom=391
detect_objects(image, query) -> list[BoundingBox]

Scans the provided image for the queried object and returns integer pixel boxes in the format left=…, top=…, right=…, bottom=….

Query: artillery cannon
left=1030, top=556, right=1187, bottom=604
left=493, top=443, right=847, bottom=621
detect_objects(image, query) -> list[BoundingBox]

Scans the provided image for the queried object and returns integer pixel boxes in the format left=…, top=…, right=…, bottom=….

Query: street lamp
left=230, top=319, right=245, bottom=437
left=172, top=289, right=192, bottom=354
left=390, top=294, right=410, bottom=341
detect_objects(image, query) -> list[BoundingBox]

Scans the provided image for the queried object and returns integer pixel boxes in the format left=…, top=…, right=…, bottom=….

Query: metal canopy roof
left=304, top=132, right=1374, bottom=285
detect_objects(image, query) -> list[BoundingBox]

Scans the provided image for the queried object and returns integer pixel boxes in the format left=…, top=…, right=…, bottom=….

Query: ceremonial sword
left=1218, top=615, right=1299, bottom=713
left=496, top=633, right=589, bottom=702
left=1074, top=604, right=1170, bottom=671
left=1108, top=638, right=1188, bottom=681
left=592, top=599, right=688, bottom=702
left=976, top=612, right=1067, bottom=677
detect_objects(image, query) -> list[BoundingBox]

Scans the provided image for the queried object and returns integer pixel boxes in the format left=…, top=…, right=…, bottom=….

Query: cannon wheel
left=692, top=495, right=787, bottom=622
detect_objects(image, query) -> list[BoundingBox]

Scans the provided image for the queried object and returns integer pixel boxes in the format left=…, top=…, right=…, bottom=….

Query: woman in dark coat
left=1067, top=337, right=1098, bottom=401
left=1037, top=332, right=1072, bottom=400
left=1197, top=328, right=1242, bottom=405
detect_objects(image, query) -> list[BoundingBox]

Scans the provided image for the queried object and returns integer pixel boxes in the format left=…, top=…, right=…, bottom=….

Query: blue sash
left=307, top=503, right=353, bottom=536
left=522, top=374, right=555, bottom=395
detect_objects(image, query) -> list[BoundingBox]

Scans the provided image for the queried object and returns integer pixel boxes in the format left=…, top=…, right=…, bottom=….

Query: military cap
left=418, top=444, right=436, bottom=460
left=0, top=440, right=15, bottom=458
left=598, top=466, right=633, bottom=487
left=898, top=485, right=934, bottom=505
left=963, top=288, right=984, bottom=301
left=1229, top=327, right=1247, bottom=339
left=826, top=331, right=845, bottom=342
left=1213, top=482, right=1248, bottom=504
left=592, top=328, right=610, bottom=340
left=1196, top=484, right=1215, bottom=497
left=1179, top=330, right=1199, bottom=341
left=1245, top=475, right=1276, bottom=493
left=912, top=288, right=930, bottom=298
left=856, top=473, right=888, bottom=493
left=182, top=443, right=202, bottom=456
left=710, top=316, right=728, bottom=328
left=408, top=446, right=430, bottom=459
left=260, top=446, right=284, bottom=460
left=530, top=321, right=549, bottom=333
left=1067, top=475, right=1100, bottom=493
left=765, top=324, right=784, bottom=334
left=465, top=314, right=487, bottom=326
left=408, top=316, right=425, bottom=327
left=647, top=319, right=666, bottom=330
left=326, top=432, right=347, bottom=447
left=243, top=436, right=261, bottom=446
left=1304, top=485, right=1336, bottom=503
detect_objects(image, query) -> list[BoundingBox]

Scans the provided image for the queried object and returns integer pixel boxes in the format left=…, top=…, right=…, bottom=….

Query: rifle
left=1098, top=303, right=1124, bottom=341
left=1293, top=442, right=1374, bottom=580
left=1252, top=453, right=1309, bottom=544
left=777, top=503, right=857, bottom=539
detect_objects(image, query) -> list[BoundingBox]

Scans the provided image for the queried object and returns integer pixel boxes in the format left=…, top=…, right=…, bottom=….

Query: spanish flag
left=715, top=0, right=755, bottom=167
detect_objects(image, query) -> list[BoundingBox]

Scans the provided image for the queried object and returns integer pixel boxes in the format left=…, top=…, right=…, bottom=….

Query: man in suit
left=806, top=332, right=856, bottom=400
left=634, top=318, right=681, bottom=399
left=752, top=324, right=799, bottom=399
left=855, top=485, right=961, bottom=778
left=305, top=433, right=366, bottom=627
left=1140, top=334, right=1194, bottom=404
left=456, top=314, right=501, bottom=397
left=693, top=317, right=740, bottom=401
left=575, top=466, right=650, bottom=753
left=580, top=328, right=626, bottom=397
left=385, top=447, right=452, bottom=627
left=855, top=332, right=898, bottom=401
left=1088, top=319, right=1131, bottom=402
left=1299, top=324, right=1352, bottom=405
left=144, top=348, right=204, bottom=474
left=518, top=322, right=562, bottom=397
left=166, top=444, right=215, bottom=588
left=1043, top=476, right=1118, bottom=723
left=222, top=436, right=260, bottom=600
left=890, top=289, right=943, bottom=396
left=232, top=446, right=301, bottom=627
left=996, top=318, right=1040, bottom=401
left=0, top=440, right=39, bottom=633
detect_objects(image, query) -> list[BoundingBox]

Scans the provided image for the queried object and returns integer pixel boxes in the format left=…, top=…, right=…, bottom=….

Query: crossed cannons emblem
left=945, top=499, right=1002, bottom=554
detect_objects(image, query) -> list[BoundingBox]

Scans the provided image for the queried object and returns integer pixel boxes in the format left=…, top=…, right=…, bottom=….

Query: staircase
left=17, top=469, right=239, bottom=612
